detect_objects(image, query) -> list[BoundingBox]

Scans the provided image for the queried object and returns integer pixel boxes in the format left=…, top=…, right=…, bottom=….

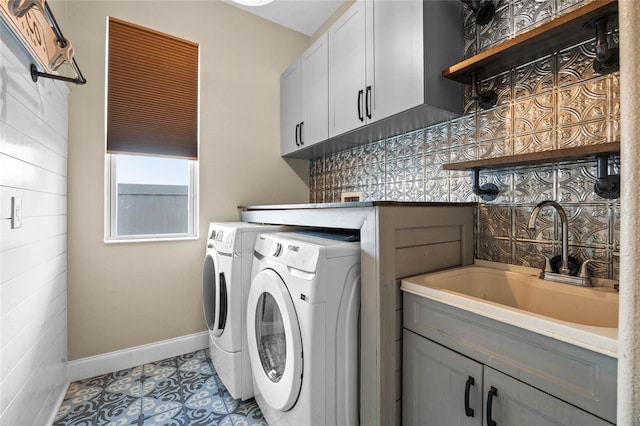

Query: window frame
left=104, top=154, right=199, bottom=243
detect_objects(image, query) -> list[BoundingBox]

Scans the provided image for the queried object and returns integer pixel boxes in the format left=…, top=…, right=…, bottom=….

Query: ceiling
left=221, top=0, right=346, bottom=36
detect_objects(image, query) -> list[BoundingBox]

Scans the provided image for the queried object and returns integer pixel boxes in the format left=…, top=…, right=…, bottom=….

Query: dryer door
left=247, top=269, right=303, bottom=412
left=202, top=253, right=228, bottom=337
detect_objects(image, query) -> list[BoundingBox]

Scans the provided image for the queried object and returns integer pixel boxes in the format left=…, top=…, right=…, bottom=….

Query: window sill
left=104, top=235, right=199, bottom=244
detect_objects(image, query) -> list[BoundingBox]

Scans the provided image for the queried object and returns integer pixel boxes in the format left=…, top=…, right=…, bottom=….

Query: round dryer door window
left=247, top=269, right=303, bottom=412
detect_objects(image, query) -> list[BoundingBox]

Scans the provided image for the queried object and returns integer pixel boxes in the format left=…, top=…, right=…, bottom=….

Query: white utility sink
left=401, top=260, right=619, bottom=357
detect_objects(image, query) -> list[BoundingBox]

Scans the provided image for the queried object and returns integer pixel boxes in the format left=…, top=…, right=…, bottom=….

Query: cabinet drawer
left=403, top=292, right=617, bottom=423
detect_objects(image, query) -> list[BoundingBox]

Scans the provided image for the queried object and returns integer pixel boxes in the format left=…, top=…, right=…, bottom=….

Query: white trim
left=68, top=331, right=209, bottom=382
left=43, top=381, right=70, bottom=426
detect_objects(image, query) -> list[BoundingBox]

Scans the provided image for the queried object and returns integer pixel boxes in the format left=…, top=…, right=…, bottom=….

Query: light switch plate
left=11, top=197, right=22, bottom=229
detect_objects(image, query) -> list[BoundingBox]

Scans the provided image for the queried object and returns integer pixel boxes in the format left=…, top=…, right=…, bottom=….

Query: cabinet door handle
left=486, top=386, right=498, bottom=426
left=464, top=376, right=475, bottom=417
left=357, top=89, right=364, bottom=122
left=295, top=123, right=300, bottom=147
left=365, top=85, right=372, bottom=119
left=299, top=122, right=304, bottom=146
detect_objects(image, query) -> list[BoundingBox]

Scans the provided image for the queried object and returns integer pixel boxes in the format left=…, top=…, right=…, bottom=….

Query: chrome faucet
left=528, top=200, right=570, bottom=275
left=527, top=200, right=592, bottom=286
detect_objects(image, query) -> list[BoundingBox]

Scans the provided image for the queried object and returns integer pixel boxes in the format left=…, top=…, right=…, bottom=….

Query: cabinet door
left=403, top=330, right=483, bottom=426
left=301, top=33, right=328, bottom=148
left=371, top=0, right=424, bottom=123
left=280, top=59, right=301, bottom=156
left=483, top=368, right=612, bottom=426
left=328, top=0, right=367, bottom=138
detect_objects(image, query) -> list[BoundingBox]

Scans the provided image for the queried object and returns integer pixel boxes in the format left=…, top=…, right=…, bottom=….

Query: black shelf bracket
left=594, top=154, right=620, bottom=199
left=471, top=168, right=499, bottom=201
left=470, top=70, right=497, bottom=110
left=584, top=13, right=619, bottom=75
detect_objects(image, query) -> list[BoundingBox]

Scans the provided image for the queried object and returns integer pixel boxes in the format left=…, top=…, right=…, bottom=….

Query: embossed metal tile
left=449, top=115, right=476, bottom=147
left=449, top=174, right=477, bottom=202
left=513, top=92, right=555, bottom=135
left=403, top=129, right=425, bottom=157
left=558, top=39, right=597, bottom=87
left=556, top=162, right=601, bottom=203
left=425, top=122, right=450, bottom=151
left=513, top=0, right=554, bottom=35
left=477, top=204, right=512, bottom=238
left=512, top=241, right=554, bottom=269
left=464, top=23, right=478, bottom=58
left=478, top=3, right=511, bottom=51
left=450, top=144, right=478, bottom=166
left=513, top=167, right=555, bottom=203
left=424, top=178, right=450, bottom=202
left=424, top=149, right=448, bottom=179
left=557, top=120, right=608, bottom=149
left=513, top=131, right=554, bottom=154
left=478, top=105, right=511, bottom=142
left=558, top=78, right=608, bottom=125
left=563, top=204, right=610, bottom=248
left=479, top=70, right=512, bottom=106
left=478, top=138, right=511, bottom=161
left=514, top=55, right=554, bottom=99
left=477, top=237, right=513, bottom=264
left=555, top=0, right=586, bottom=16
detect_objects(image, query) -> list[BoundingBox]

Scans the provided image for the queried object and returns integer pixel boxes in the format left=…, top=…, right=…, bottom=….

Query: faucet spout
left=528, top=200, right=570, bottom=275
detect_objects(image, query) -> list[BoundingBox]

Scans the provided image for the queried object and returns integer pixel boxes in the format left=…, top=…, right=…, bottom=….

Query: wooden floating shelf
left=442, top=0, right=618, bottom=84
left=443, top=141, right=620, bottom=171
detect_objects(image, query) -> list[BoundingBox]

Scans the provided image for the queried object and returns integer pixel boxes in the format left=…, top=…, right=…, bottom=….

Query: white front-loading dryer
left=202, top=222, right=291, bottom=401
left=247, top=231, right=361, bottom=426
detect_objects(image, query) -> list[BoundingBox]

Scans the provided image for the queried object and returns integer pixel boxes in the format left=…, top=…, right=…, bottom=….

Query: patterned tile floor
left=53, top=349, right=267, bottom=426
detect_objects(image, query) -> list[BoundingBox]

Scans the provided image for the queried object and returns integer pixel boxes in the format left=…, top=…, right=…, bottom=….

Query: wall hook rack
left=584, top=13, right=619, bottom=75
left=470, top=70, right=497, bottom=110
left=594, top=154, right=620, bottom=199
left=1, top=0, right=86, bottom=85
left=461, top=0, right=496, bottom=26
left=471, top=168, right=499, bottom=201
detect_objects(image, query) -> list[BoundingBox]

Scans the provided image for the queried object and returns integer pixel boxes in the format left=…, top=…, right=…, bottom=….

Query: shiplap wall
left=1, top=30, right=69, bottom=425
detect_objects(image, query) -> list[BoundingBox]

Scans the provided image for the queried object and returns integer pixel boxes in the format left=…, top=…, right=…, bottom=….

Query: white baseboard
left=43, top=381, right=70, bottom=426
left=68, top=331, right=209, bottom=382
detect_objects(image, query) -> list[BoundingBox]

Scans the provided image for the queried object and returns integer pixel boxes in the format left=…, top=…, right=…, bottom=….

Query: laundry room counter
left=240, top=202, right=475, bottom=426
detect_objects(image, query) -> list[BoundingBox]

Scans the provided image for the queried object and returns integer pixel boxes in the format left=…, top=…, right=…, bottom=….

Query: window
left=107, top=154, right=198, bottom=240
left=105, top=17, right=199, bottom=241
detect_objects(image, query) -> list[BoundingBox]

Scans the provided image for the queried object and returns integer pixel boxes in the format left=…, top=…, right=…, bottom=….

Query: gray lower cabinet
left=403, top=329, right=613, bottom=426
left=403, top=329, right=482, bottom=425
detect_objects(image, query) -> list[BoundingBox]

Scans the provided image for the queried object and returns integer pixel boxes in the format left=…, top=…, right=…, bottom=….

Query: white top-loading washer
left=202, top=222, right=292, bottom=400
left=247, top=231, right=361, bottom=426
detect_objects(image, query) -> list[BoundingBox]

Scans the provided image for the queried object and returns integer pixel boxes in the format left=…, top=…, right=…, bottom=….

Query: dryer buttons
left=272, top=242, right=283, bottom=257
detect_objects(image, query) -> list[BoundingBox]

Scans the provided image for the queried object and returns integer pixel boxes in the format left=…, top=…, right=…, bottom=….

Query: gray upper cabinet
left=280, top=34, right=328, bottom=156
left=327, top=0, right=369, bottom=137
left=282, top=0, right=463, bottom=159
left=328, top=0, right=426, bottom=137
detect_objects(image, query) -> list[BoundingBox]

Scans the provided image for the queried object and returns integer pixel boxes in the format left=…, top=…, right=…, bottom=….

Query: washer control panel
left=207, top=224, right=235, bottom=254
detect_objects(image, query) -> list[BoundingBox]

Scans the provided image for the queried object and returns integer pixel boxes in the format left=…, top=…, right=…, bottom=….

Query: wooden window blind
left=107, top=17, right=199, bottom=159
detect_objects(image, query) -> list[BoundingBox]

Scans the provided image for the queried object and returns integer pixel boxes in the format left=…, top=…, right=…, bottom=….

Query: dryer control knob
left=272, top=242, right=283, bottom=257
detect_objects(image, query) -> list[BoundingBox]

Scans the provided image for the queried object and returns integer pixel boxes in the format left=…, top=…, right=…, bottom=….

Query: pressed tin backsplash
left=309, top=0, right=621, bottom=280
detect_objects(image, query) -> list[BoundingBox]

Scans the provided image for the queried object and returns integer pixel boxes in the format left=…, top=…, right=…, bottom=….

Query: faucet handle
left=543, top=256, right=553, bottom=273
left=578, top=259, right=593, bottom=278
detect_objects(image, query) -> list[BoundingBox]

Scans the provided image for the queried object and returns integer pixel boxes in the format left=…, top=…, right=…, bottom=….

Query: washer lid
left=247, top=269, right=303, bottom=411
